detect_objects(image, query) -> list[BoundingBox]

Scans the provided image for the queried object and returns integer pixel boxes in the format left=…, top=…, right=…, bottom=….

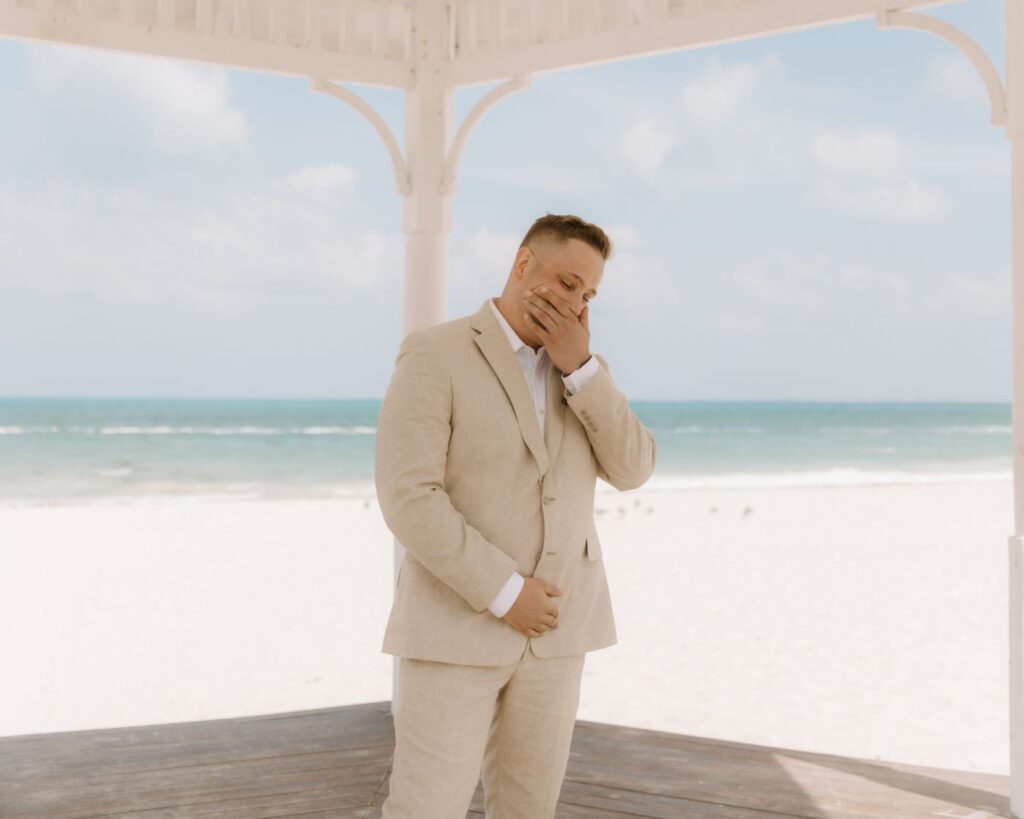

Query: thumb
left=545, top=583, right=563, bottom=597
left=579, top=303, right=589, bottom=331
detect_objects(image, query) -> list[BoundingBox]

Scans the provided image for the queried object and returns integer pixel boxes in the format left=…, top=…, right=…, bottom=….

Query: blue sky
left=0, top=0, right=1010, bottom=402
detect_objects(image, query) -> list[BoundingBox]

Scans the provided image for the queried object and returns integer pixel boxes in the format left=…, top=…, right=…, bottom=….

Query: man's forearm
left=564, top=352, right=657, bottom=491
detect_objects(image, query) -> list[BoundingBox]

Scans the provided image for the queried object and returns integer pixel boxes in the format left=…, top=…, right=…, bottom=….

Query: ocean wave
left=633, top=467, right=1012, bottom=491
left=0, top=425, right=379, bottom=436
left=819, top=426, right=893, bottom=434
left=933, top=425, right=1012, bottom=435
left=0, top=480, right=380, bottom=509
left=663, top=425, right=764, bottom=434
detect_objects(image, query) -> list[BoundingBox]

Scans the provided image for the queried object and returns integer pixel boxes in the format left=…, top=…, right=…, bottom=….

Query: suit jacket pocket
left=585, top=528, right=603, bottom=561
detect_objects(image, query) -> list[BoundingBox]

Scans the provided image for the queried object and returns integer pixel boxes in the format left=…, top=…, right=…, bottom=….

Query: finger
left=532, top=287, right=572, bottom=318
left=525, top=292, right=561, bottom=326
left=524, top=309, right=550, bottom=336
left=579, top=303, right=589, bottom=330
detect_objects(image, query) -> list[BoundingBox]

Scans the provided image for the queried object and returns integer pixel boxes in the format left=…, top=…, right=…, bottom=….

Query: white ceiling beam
left=195, top=0, right=212, bottom=35
left=0, top=5, right=412, bottom=89
left=372, top=0, right=389, bottom=59
left=156, top=0, right=173, bottom=31
left=448, top=0, right=963, bottom=88
left=120, top=0, right=138, bottom=26
left=307, top=0, right=323, bottom=51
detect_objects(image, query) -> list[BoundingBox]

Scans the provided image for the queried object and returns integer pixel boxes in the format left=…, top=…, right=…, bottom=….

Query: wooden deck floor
left=0, top=700, right=1011, bottom=818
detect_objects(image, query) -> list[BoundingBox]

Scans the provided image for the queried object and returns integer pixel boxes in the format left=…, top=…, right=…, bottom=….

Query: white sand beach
left=0, top=479, right=1012, bottom=775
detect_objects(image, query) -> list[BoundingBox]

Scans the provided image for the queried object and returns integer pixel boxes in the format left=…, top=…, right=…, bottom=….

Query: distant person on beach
left=374, top=212, right=657, bottom=818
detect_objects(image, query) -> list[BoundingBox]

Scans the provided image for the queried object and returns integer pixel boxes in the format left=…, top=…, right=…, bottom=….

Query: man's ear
left=513, top=246, right=533, bottom=278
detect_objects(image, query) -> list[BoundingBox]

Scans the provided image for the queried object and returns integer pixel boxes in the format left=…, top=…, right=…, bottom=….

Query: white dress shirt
left=485, top=297, right=600, bottom=618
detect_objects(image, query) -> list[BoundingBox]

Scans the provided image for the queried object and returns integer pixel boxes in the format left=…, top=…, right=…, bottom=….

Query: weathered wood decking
left=0, top=700, right=1011, bottom=818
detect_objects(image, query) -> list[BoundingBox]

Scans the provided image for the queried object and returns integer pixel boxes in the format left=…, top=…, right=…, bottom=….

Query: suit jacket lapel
left=470, top=298, right=560, bottom=475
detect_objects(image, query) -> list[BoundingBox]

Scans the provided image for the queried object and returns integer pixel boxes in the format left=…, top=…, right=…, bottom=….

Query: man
left=374, top=213, right=657, bottom=818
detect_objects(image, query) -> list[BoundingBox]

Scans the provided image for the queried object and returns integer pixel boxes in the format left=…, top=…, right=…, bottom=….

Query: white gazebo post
left=392, top=0, right=452, bottom=712
left=875, top=4, right=1021, bottom=811
left=1006, top=0, right=1024, bottom=813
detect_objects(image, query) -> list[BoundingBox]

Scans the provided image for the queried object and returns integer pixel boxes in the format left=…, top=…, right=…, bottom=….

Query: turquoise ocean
left=0, top=397, right=1012, bottom=507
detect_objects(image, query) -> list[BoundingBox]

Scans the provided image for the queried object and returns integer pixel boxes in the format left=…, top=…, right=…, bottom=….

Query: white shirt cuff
left=488, top=570, right=525, bottom=618
left=561, top=354, right=599, bottom=395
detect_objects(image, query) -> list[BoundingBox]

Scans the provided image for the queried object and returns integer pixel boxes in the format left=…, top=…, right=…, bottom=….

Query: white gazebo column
left=391, top=0, right=453, bottom=715
left=1008, top=0, right=1024, bottom=813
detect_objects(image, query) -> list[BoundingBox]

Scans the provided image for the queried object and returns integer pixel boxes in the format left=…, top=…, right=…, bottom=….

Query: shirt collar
left=489, top=297, right=546, bottom=360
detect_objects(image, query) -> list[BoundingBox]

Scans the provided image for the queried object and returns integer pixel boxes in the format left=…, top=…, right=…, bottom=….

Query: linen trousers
left=380, top=640, right=586, bottom=819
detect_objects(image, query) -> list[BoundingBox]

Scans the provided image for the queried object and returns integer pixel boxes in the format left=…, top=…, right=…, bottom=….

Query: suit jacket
left=374, top=296, right=657, bottom=666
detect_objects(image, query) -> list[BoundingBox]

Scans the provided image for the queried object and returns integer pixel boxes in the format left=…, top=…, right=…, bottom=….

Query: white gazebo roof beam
left=0, top=1, right=413, bottom=89
left=447, top=0, right=963, bottom=88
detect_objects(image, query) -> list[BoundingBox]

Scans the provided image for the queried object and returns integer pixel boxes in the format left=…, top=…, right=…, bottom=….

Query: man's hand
left=523, top=285, right=591, bottom=374
left=502, top=576, right=563, bottom=637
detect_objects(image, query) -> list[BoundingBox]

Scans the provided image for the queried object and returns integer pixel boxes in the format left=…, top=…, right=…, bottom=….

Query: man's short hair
left=520, top=213, right=613, bottom=261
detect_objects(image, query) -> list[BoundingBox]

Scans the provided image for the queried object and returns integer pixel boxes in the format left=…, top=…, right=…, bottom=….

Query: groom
left=374, top=213, right=657, bottom=818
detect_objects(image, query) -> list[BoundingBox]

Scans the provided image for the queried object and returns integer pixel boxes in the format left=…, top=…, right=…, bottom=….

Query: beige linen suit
left=375, top=296, right=657, bottom=817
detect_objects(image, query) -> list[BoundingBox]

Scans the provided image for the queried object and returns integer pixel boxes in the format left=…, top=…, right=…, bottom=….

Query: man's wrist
left=561, top=353, right=599, bottom=396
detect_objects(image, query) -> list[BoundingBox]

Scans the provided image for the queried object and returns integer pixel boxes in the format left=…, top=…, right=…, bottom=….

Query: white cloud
left=809, top=128, right=951, bottom=222
left=943, top=266, right=1010, bottom=314
left=27, top=44, right=248, bottom=156
left=286, top=164, right=356, bottom=202
left=600, top=248, right=675, bottom=308
left=776, top=249, right=829, bottom=281
left=0, top=175, right=402, bottom=309
left=620, top=118, right=674, bottom=172
left=610, top=52, right=797, bottom=192
left=924, top=51, right=988, bottom=108
left=814, top=176, right=951, bottom=222
left=713, top=311, right=765, bottom=336
left=810, top=129, right=903, bottom=176
left=732, top=253, right=912, bottom=314
left=736, top=266, right=823, bottom=310
left=679, top=53, right=781, bottom=125
left=462, top=162, right=606, bottom=194
left=730, top=251, right=833, bottom=312
left=469, top=227, right=521, bottom=272
left=838, top=264, right=910, bottom=304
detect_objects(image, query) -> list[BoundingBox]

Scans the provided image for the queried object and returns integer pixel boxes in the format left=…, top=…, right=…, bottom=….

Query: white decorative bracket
left=310, top=72, right=531, bottom=198
left=441, top=73, right=532, bottom=194
left=876, top=10, right=1007, bottom=129
left=309, top=76, right=412, bottom=195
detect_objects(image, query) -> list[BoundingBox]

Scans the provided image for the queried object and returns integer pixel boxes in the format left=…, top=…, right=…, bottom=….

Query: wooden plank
left=0, top=701, right=1011, bottom=819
